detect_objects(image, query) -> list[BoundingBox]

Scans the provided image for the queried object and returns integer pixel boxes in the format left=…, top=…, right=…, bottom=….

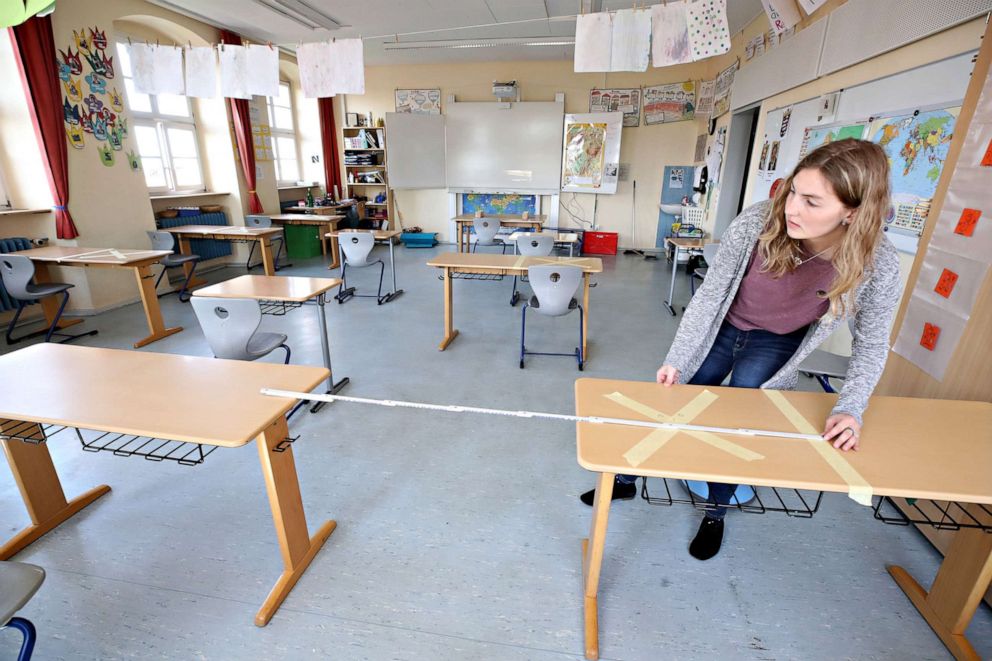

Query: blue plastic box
left=400, top=232, right=438, bottom=248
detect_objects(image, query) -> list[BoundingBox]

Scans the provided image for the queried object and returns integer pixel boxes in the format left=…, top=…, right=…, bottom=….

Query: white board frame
left=561, top=112, right=623, bottom=195
left=385, top=112, right=446, bottom=190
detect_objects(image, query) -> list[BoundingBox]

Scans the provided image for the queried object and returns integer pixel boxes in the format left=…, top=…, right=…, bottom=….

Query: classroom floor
left=1, top=244, right=990, bottom=661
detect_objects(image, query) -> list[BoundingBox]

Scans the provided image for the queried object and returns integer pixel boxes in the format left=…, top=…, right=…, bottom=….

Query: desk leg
left=582, top=273, right=591, bottom=362
left=260, top=238, right=276, bottom=276
left=326, top=234, right=340, bottom=270
left=888, top=516, right=992, bottom=661
left=31, top=263, right=82, bottom=330
left=178, top=237, right=207, bottom=289
left=0, top=430, right=110, bottom=560
left=382, top=238, right=404, bottom=303
left=309, top=293, right=349, bottom=414
left=255, top=416, right=335, bottom=626
left=438, top=267, right=459, bottom=350
left=132, top=265, right=182, bottom=348
left=664, top=245, right=678, bottom=316
left=460, top=224, right=467, bottom=253
left=581, top=472, right=615, bottom=661
left=320, top=223, right=328, bottom=256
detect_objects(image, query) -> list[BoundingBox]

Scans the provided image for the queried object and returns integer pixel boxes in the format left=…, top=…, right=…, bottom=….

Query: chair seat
left=693, top=267, right=708, bottom=279
left=161, top=254, right=199, bottom=267
left=24, top=282, right=72, bottom=299
left=799, top=349, right=850, bottom=379
left=0, top=561, right=45, bottom=625
left=529, top=295, right=578, bottom=311
left=247, top=331, right=288, bottom=358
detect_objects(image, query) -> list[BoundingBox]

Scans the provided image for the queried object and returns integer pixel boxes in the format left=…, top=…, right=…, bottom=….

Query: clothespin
left=267, top=41, right=273, bottom=50
left=188, top=41, right=192, bottom=50
left=127, top=36, right=132, bottom=46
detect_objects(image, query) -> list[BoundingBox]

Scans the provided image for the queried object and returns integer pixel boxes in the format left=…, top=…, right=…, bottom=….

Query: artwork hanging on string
left=643, top=81, right=695, bottom=125
left=395, top=89, right=441, bottom=114
left=589, top=88, right=641, bottom=127
left=650, top=1, right=691, bottom=67
left=695, top=79, right=715, bottom=117
left=712, top=61, right=738, bottom=117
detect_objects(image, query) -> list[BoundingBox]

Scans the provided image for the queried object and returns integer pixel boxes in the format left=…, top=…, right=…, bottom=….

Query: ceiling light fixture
left=251, top=0, right=342, bottom=31
left=384, top=38, right=575, bottom=51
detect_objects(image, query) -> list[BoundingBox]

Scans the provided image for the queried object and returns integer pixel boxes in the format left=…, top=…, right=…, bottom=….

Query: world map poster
left=867, top=107, right=959, bottom=236
left=461, top=194, right=536, bottom=216
left=798, top=122, right=867, bottom=159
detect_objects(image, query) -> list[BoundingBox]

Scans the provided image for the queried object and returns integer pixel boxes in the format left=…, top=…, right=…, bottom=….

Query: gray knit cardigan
left=663, top=199, right=902, bottom=424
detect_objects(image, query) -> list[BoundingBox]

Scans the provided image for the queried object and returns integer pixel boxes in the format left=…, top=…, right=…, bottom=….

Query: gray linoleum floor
left=1, top=244, right=989, bottom=661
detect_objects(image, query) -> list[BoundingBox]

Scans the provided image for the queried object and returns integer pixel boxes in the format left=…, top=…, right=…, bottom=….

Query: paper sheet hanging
left=129, top=43, right=155, bottom=94
left=651, top=1, right=692, bottom=67
left=246, top=44, right=279, bottom=97
left=219, top=44, right=250, bottom=99
left=686, top=0, right=731, bottom=61
left=610, top=8, right=651, bottom=72
left=151, top=45, right=184, bottom=95
left=574, top=12, right=612, bottom=72
left=297, top=41, right=334, bottom=98
left=184, top=46, right=217, bottom=98
left=761, top=0, right=802, bottom=35
left=891, top=295, right=969, bottom=381
left=328, top=39, right=365, bottom=95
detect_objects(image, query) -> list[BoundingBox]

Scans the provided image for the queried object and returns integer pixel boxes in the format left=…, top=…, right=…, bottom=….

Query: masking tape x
left=764, top=390, right=873, bottom=506
left=606, top=391, right=765, bottom=467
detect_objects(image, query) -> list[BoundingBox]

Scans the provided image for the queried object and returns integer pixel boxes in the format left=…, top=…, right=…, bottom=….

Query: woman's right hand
left=656, top=365, right=680, bottom=386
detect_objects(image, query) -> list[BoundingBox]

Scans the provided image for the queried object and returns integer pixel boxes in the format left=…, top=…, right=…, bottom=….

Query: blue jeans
left=619, top=321, right=808, bottom=519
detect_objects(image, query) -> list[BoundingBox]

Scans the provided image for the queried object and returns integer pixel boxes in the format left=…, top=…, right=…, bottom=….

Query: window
left=115, top=42, right=205, bottom=193
left=266, top=82, right=301, bottom=184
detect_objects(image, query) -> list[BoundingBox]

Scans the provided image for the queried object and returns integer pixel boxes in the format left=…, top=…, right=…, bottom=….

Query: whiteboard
left=385, top=113, right=446, bottom=189
left=444, top=101, right=564, bottom=193
left=561, top=112, right=623, bottom=195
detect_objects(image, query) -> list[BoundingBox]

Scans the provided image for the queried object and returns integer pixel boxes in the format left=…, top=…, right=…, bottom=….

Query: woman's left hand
left=823, top=413, right=861, bottom=451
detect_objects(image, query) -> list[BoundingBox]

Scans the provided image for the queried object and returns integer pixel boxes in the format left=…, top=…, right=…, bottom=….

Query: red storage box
left=583, top=231, right=618, bottom=255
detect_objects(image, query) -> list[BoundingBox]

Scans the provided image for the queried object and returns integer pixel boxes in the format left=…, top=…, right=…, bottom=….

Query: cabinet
left=342, top=126, right=392, bottom=229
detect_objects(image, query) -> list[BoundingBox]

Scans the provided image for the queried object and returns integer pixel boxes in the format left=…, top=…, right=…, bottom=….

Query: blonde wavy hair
left=759, top=138, right=891, bottom=317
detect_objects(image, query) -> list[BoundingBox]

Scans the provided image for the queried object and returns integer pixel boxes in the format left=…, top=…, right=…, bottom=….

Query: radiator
left=0, top=237, right=34, bottom=312
left=156, top=212, right=233, bottom=260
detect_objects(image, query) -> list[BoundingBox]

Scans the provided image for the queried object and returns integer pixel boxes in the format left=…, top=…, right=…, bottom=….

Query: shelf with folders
left=342, top=124, right=391, bottom=228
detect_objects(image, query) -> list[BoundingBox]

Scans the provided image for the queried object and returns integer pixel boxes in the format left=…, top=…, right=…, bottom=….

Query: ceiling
left=147, top=0, right=766, bottom=65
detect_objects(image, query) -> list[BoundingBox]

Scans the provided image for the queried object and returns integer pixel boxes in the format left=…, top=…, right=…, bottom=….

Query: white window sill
left=277, top=183, right=319, bottom=191
left=149, top=191, right=230, bottom=200
left=0, top=208, right=50, bottom=217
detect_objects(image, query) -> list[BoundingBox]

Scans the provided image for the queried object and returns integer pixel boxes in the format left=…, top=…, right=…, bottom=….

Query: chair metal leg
left=6, top=616, right=36, bottom=661
left=245, top=241, right=258, bottom=270
left=5, top=301, right=26, bottom=345
left=519, top=303, right=528, bottom=368
left=177, top=260, right=198, bottom=303
left=337, top=262, right=355, bottom=303
left=577, top=304, right=585, bottom=371
left=375, top=260, right=385, bottom=304
left=154, top=266, right=168, bottom=290
left=45, top=290, right=70, bottom=342
left=510, top=275, right=519, bottom=306
left=280, top=344, right=291, bottom=364
left=815, top=374, right=836, bottom=393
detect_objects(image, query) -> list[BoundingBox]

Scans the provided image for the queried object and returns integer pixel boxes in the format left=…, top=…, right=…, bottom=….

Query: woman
left=580, top=139, right=902, bottom=561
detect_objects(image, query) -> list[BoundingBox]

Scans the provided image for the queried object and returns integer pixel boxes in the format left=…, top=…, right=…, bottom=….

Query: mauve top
left=724, top=248, right=837, bottom=334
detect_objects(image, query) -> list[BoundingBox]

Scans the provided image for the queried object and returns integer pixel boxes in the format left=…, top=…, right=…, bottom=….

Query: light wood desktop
left=452, top=214, right=545, bottom=253
left=164, top=225, right=283, bottom=278
left=14, top=246, right=181, bottom=348
left=663, top=236, right=710, bottom=316
left=426, top=252, right=602, bottom=357
left=269, top=213, right=345, bottom=266
left=193, top=275, right=349, bottom=408
left=0, top=343, right=332, bottom=626
left=575, top=377, right=992, bottom=661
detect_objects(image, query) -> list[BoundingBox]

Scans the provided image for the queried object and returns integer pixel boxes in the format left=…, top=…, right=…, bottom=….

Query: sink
left=659, top=203, right=683, bottom=215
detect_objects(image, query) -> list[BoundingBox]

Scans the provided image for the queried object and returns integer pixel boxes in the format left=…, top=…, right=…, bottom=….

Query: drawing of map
left=799, top=122, right=866, bottom=159
left=462, top=193, right=536, bottom=216
left=867, top=108, right=958, bottom=235
left=562, top=123, right=607, bottom=188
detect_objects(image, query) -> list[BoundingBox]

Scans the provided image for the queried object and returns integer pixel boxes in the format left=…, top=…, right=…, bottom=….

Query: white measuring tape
left=260, top=388, right=824, bottom=442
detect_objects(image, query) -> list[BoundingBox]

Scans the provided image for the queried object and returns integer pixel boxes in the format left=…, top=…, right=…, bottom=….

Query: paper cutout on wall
left=98, top=144, right=115, bottom=166
left=892, top=295, right=968, bottom=381
left=913, top=246, right=989, bottom=316
left=184, top=47, right=218, bottom=98
left=127, top=150, right=141, bottom=171
left=57, top=61, right=70, bottom=82
left=574, top=12, right=612, bottom=72
left=59, top=47, right=82, bottom=76
left=73, top=28, right=91, bottom=54
left=85, top=72, right=106, bottom=95
left=108, top=87, right=124, bottom=112
left=62, top=78, right=82, bottom=102
left=610, top=8, right=652, bottom=72
left=686, top=0, right=731, bottom=61
left=88, top=26, right=108, bottom=51
left=246, top=44, right=279, bottom=97
left=643, top=81, right=696, bottom=125
left=65, top=121, right=84, bottom=150
left=761, top=0, right=801, bottom=36
left=651, top=1, right=691, bottom=67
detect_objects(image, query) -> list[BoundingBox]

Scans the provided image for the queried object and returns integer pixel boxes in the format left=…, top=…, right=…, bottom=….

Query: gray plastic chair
left=690, top=243, right=720, bottom=296
left=0, top=254, right=98, bottom=345
left=510, top=233, right=555, bottom=306
left=244, top=215, right=288, bottom=270
left=519, top=264, right=584, bottom=370
left=0, top=560, right=45, bottom=661
left=148, top=230, right=199, bottom=302
left=336, top=231, right=386, bottom=304
left=190, top=296, right=291, bottom=363
left=799, top=318, right=856, bottom=393
left=471, top=218, right=506, bottom=254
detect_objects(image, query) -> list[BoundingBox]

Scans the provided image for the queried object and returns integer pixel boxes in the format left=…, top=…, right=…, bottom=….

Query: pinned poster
left=761, top=0, right=801, bottom=35
left=128, top=43, right=155, bottom=94
left=574, top=12, right=612, bottom=72
left=686, top=0, right=731, bottom=61
left=219, top=44, right=250, bottom=99
left=610, top=8, right=652, bottom=72
left=184, top=47, right=217, bottom=98
left=892, top=295, right=969, bottom=381
left=246, top=44, right=279, bottom=97
left=695, top=79, right=715, bottom=117
left=912, top=246, right=989, bottom=317
left=651, top=1, right=692, bottom=67
left=297, top=41, right=334, bottom=97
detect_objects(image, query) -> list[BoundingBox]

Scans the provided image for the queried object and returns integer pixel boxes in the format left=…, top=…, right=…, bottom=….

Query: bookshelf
left=342, top=126, right=392, bottom=229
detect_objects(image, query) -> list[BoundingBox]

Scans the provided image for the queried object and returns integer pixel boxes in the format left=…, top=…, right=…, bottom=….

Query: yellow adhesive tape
left=607, top=390, right=764, bottom=465
left=763, top=390, right=873, bottom=506
left=513, top=256, right=527, bottom=269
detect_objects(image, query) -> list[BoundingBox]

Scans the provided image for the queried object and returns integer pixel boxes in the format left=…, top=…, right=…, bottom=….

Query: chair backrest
left=190, top=296, right=263, bottom=361
left=147, top=230, right=176, bottom=252
left=0, top=254, right=36, bottom=300
left=245, top=215, right=273, bottom=229
left=340, top=231, right=375, bottom=266
left=516, top=233, right=554, bottom=257
left=473, top=218, right=500, bottom=244
left=702, top=243, right=719, bottom=265
left=528, top=264, right=583, bottom=317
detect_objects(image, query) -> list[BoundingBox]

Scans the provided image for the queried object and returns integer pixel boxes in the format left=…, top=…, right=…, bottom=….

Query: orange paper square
left=983, top=138, right=992, bottom=167
left=920, top=323, right=940, bottom=351
left=954, top=208, right=981, bottom=237
left=934, top=269, right=959, bottom=298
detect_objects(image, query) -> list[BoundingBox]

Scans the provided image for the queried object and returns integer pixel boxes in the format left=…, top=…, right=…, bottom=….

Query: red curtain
left=318, top=98, right=342, bottom=200
left=220, top=30, right=263, bottom=214
left=9, top=16, right=80, bottom=239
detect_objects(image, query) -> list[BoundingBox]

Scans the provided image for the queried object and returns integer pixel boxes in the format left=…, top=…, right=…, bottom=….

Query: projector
left=492, top=81, right=517, bottom=99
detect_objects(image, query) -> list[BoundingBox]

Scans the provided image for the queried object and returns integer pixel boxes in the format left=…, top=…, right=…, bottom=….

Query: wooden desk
left=663, top=237, right=708, bottom=316
left=452, top=215, right=545, bottom=253
left=269, top=213, right=345, bottom=266
left=326, top=229, right=404, bottom=302
left=426, top=252, right=602, bottom=357
left=193, top=275, right=349, bottom=411
left=507, top=231, right=580, bottom=257
left=0, top=343, right=332, bottom=626
left=164, top=225, right=283, bottom=278
left=14, top=246, right=181, bottom=348
left=575, top=378, right=992, bottom=660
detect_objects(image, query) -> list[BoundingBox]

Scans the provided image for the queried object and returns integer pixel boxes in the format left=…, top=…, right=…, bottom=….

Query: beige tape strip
left=607, top=391, right=764, bottom=466
left=513, top=256, right=527, bottom=269
left=763, top=390, right=873, bottom=506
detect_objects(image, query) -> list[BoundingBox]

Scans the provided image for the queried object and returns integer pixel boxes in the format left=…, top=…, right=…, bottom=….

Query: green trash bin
left=284, top=224, right=322, bottom=259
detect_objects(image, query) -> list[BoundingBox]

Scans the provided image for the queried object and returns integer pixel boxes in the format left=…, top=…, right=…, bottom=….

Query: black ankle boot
left=580, top=478, right=637, bottom=506
left=689, top=516, right=724, bottom=560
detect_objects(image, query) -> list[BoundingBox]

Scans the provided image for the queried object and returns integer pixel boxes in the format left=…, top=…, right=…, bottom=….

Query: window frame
left=0, top=162, right=12, bottom=210
left=266, top=81, right=302, bottom=186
